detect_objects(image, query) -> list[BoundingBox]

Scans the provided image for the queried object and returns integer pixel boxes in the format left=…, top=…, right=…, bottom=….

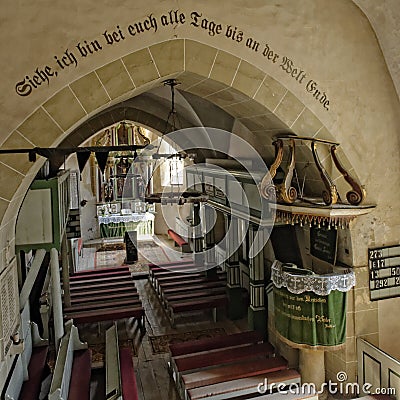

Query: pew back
left=106, top=323, right=122, bottom=400
left=4, top=302, right=48, bottom=400
left=48, top=320, right=88, bottom=400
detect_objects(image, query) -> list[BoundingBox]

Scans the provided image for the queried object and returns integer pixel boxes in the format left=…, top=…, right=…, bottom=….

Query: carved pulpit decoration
left=260, top=135, right=366, bottom=206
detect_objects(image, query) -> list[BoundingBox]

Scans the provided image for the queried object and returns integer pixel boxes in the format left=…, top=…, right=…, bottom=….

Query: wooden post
left=50, top=248, right=64, bottom=349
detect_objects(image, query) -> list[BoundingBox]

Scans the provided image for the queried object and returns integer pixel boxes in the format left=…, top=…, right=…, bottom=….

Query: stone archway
left=0, top=38, right=356, bottom=262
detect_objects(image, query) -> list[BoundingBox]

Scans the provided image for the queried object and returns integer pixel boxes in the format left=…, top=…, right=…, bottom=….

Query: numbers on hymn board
left=370, top=259, right=385, bottom=269
left=369, top=249, right=383, bottom=259
left=375, top=278, right=389, bottom=289
left=369, top=245, right=400, bottom=300
left=392, top=267, right=400, bottom=276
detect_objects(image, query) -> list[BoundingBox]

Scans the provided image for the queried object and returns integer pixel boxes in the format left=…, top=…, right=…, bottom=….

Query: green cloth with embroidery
left=274, top=286, right=347, bottom=346
left=100, top=221, right=140, bottom=238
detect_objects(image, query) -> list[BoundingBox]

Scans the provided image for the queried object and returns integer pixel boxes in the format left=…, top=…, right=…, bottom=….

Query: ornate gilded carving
left=331, top=145, right=366, bottom=205
left=311, top=141, right=339, bottom=205
left=260, top=139, right=283, bottom=200
left=276, top=139, right=297, bottom=203
left=260, top=134, right=366, bottom=209
left=275, top=210, right=356, bottom=229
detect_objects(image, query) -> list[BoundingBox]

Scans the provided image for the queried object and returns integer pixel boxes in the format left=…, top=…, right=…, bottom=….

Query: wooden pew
left=168, top=295, right=228, bottom=327
left=18, top=346, right=49, bottom=400
left=69, top=285, right=138, bottom=303
left=168, top=331, right=263, bottom=389
left=187, top=369, right=302, bottom=400
left=70, top=268, right=130, bottom=281
left=105, top=323, right=139, bottom=400
left=72, top=265, right=129, bottom=277
left=148, top=260, right=195, bottom=269
left=161, top=281, right=226, bottom=301
left=154, top=272, right=226, bottom=296
left=158, top=273, right=225, bottom=287
left=48, top=320, right=91, bottom=400
left=159, top=277, right=226, bottom=300
left=180, top=356, right=288, bottom=398
left=164, top=287, right=227, bottom=304
left=149, top=265, right=200, bottom=284
left=69, top=290, right=138, bottom=305
left=168, top=229, right=191, bottom=252
left=172, top=342, right=275, bottom=395
left=64, top=304, right=145, bottom=329
left=148, top=262, right=198, bottom=285
left=68, top=278, right=135, bottom=292
left=64, top=298, right=142, bottom=315
left=154, top=270, right=225, bottom=285
left=169, top=330, right=263, bottom=357
left=69, top=274, right=132, bottom=286
left=175, top=342, right=275, bottom=373
left=4, top=303, right=49, bottom=400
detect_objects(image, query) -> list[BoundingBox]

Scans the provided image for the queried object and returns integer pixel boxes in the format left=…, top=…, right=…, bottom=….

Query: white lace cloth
left=98, top=212, right=154, bottom=224
left=271, top=261, right=355, bottom=296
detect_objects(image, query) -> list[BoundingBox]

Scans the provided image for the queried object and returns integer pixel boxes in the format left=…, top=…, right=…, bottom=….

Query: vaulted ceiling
left=353, top=0, right=400, bottom=102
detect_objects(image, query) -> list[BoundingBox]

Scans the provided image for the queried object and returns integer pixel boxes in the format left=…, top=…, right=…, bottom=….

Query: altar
left=98, top=212, right=154, bottom=238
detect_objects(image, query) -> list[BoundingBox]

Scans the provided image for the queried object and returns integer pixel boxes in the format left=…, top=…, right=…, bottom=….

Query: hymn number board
left=369, top=245, right=400, bottom=300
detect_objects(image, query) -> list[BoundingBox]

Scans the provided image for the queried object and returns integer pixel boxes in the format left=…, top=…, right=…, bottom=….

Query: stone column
left=225, top=215, right=246, bottom=319
left=299, top=349, right=326, bottom=395
left=248, top=223, right=267, bottom=338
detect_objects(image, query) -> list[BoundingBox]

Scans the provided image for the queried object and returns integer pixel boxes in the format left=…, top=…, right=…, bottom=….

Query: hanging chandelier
left=144, top=79, right=207, bottom=205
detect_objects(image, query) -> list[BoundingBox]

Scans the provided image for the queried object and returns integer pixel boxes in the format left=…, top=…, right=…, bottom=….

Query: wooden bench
left=155, top=270, right=225, bottom=285
left=154, top=272, right=226, bottom=295
left=18, top=346, right=49, bottom=400
left=164, top=287, right=227, bottom=304
left=72, top=265, right=129, bottom=277
left=161, top=281, right=226, bottom=301
left=70, top=284, right=137, bottom=301
left=149, top=260, right=196, bottom=269
left=168, top=331, right=264, bottom=392
left=168, top=295, right=228, bottom=326
left=168, top=229, right=191, bottom=252
left=169, top=330, right=263, bottom=357
left=175, top=342, right=275, bottom=373
left=149, top=264, right=200, bottom=285
left=64, top=298, right=142, bottom=315
left=187, top=369, right=302, bottom=400
left=65, top=304, right=145, bottom=329
left=105, top=323, right=139, bottom=400
left=69, top=273, right=132, bottom=286
left=4, top=302, right=49, bottom=400
left=68, top=278, right=135, bottom=292
left=171, top=342, right=275, bottom=395
left=181, top=356, right=288, bottom=397
left=159, top=275, right=226, bottom=293
left=70, top=290, right=139, bottom=305
left=48, top=321, right=91, bottom=400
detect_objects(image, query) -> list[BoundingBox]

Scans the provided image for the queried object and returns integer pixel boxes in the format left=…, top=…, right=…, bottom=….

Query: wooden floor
left=76, top=237, right=249, bottom=400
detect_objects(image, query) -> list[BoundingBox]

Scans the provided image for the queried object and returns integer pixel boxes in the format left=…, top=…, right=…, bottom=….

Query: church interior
left=1, top=1, right=400, bottom=399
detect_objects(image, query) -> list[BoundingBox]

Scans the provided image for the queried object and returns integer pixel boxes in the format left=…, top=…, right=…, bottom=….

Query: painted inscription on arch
left=14, top=9, right=331, bottom=110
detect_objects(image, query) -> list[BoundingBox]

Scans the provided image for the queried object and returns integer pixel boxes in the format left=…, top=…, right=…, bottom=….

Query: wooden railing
left=357, top=337, right=399, bottom=398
